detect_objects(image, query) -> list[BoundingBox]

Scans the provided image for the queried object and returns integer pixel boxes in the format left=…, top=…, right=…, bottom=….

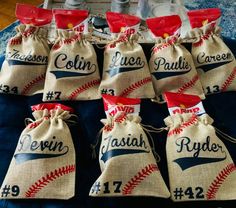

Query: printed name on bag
left=174, top=136, right=227, bottom=170
left=14, top=134, right=69, bottom=164
left=106, top=51, right=145, bottom=77
left=152, top=56, right=191, bottom=80
left=196, top=52, right=233, bottom=72
left=101, top=134, right=150, bottom=163
left=51, top=53, right=97, bottom=79
left=7, top=49, right=48, bottom=66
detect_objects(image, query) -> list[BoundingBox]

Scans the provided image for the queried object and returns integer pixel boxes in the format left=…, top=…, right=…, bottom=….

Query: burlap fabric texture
left=0, top=24, right=49, bottom=95
left=0, top=104, right=76, bottom=199
left=187, top=23, right=236, bottom=95
left=164, top=113, right=236, bottom=201
left=90, top=113, right=170, bottom=198
left=99, top=34, right=155, bottom=98
left=43, top=30, right=101, bottom=101
left=149, top=35, right=205, bottom=103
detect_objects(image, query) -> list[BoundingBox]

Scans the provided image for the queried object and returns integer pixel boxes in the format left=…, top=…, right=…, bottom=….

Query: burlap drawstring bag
left=147, top=15, right=205, bottom=103
left=187, top=9, right=236, bottom=95
left=0, top=24, right=49, bottom=95
left=0, top=103, right=76, bottom=199
left=164, top=113, right=236, bottom=201
left=99, top=34, right=155, bottom=98
left=43, top=30, right=101, bottom=101
left=89, top=113, right=170, bottom=198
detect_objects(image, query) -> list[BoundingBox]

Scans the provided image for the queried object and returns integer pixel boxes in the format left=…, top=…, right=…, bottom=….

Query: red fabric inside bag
left=53, top=9, right=89, bottom=29
left=146, top=15, right=182, bottom=38
left=31, top=103, right=74, bottom=113
left=187, top=8, right=221, bottom=28
left=106, top=12, right=140, bottom=33
left=15, top=3, right=53, bottom=26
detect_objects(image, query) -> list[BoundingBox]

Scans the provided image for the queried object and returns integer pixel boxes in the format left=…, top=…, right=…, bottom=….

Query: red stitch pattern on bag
left=103, top=113, right=127, bottom=132
left=167, top=114, right=198, bottom=137
left=221, top=67, right=236, bottom=92
left=177, top=74, right=199, bottom=94
left=68, top=79, right=100, bottom=100
left=108, top=35, right=129, bottom=49
left=27, top=116, right=50, bottom=129
left=119, top=77, right=152, bottom=97
left=9, top=37, right=22, bottom=45
left=153, top=36, right=177, bottom=54
left=25, top=164, right=75, bottom=198
left=21, top=74, right=46, bottom=95
left=206, top=163, right=236, bottom=200
left=52, top=34, right=81, bottom=50
left=22, top=27, right=37, bottom=38
left=153, top=43, right=171, bottom=53
left=122, top=164, right=159, bottom=195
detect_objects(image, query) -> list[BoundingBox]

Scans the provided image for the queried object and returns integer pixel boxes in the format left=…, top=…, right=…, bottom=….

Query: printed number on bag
left=45, top=91, right=62, bottom=100
left=91, top=181, right=122, bottom=194
left=205, top=85, right=220, bottom=94
left=173, top=186, right=204, bottom=200
left=1, top=185, right=20, bottom=197
left=0, top=84, right=18, bottom=94
left=101, top=88, right=115, bottom=96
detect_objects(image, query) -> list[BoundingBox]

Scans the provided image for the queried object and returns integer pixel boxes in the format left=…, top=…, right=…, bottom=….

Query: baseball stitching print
left=119, top=77, right=152, bottom=97
left=122, top=164, right=159, bottom=195
left=152, top=36, right=178, bottom=54
left=68, top=79, right=100, bottom=100
left=22, top=27, right=37, bottom=38
left=206, top=163, right=236, bottom=200
left=21, top=74, right=46, bottom=95
left=103, top=113, right=127, bottom=132
left=193, top=33, right=211, bottom=47
left=221, top=66, right=236, bottom=92
left=27, top=116, right=50, bottom=129
left=168, top=114, right=198, bottom=137
left=25, top=164, right=75, bottom=198
left=177, top=75, right=199, bottom=94
left=52, top=34, right=81, bottom=50
left=9, top=37, right=22, bottom=45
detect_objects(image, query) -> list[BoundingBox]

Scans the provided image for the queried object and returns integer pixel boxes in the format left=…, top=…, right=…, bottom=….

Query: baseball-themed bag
left=0, top=103, right=76, bottom=199
left=43, top=9, right=101, bottom=101
left=164, top=92, right=236, bottom=201
left=99, top=12, right=155, bottom=99
left=0, top=4, right=52, bottom=96
left=89, top=95, right=170, bottom=198
left=147, top=15, right=205, bottom=103
left=187, top=8, right=236, bottom=95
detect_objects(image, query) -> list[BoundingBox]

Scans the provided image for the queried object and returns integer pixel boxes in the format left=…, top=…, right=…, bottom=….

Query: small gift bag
left=187, top=8, right=236, bottom=95
left=43, top=9, right=101, bottom=101
left=0, top=4, right=52, bottom=95
left=165, top=113, right=236, bottom=201
left=99, top=12, right=155, bottom=99
left=147, top=15, right=205, bottom=103
left=89, top=95, right=170, bottom=197
left=0, top=103, right=76, bottom=199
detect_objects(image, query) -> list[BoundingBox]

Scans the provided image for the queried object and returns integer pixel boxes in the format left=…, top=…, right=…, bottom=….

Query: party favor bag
left=0, top=103, right=76, bottom=199
left=0, top=4, right=52, bottom=95
left=99, top=12, right=155, bottom=99
left=147, top=15, right=205, bottom=103
left=165, top=112, right=236, bottom=201
left=187, top=8, right=236, bottom=95
left=43, top=9, right=101, bottom=101
left=89, top=95, right=170, bottom=197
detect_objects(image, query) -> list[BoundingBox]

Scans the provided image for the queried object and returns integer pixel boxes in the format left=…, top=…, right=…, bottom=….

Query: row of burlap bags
left=0, top=93, right=235, bottom=202
left=0, top=5, right=235, bottom=102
